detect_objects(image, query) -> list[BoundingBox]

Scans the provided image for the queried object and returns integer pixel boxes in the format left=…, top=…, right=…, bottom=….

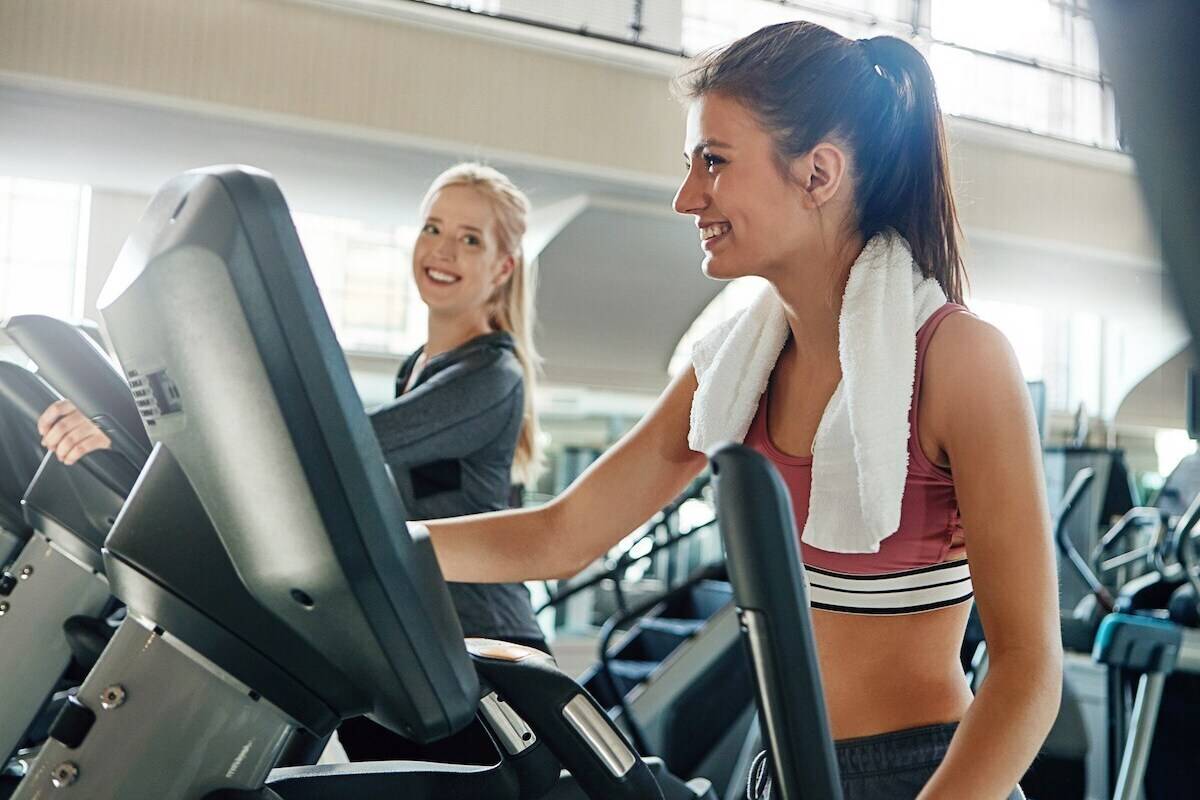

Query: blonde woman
left=336, top=162, right=546, bottom=760
left=365, top=162, right=544, bottom=647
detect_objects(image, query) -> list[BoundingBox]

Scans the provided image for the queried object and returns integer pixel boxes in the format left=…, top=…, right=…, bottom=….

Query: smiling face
left=673, top=93, right=842, bottom=282
left=412, top=184, right=515, bottom=320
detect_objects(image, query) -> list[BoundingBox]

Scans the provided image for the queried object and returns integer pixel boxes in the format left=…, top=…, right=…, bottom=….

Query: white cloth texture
left=689, top=230, right=947, bottom=553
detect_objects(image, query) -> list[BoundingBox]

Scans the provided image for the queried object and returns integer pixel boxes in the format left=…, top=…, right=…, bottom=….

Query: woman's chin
left=701, top=255, right=745, bottom=282
left=418, top=290, right=452, bottom=314
left=417, top=283, right=461, bottom=309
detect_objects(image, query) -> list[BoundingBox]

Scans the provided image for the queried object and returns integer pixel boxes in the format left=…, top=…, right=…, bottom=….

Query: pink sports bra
left=743, top=303, right=972, bottom=615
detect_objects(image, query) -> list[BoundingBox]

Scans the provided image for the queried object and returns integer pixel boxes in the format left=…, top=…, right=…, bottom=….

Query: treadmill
left=9, top=165, right=718, bottom=799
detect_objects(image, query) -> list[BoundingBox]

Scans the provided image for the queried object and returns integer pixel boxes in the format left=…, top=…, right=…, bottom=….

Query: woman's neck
left=771, top=234, right=862, bottom=367
left=424, top=310, right=494, bottom=359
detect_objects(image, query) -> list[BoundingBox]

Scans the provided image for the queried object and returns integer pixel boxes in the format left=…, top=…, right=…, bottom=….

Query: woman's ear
left=790, top=142, right=848, bottom=209
left=493, top=254, right=516, bottom=288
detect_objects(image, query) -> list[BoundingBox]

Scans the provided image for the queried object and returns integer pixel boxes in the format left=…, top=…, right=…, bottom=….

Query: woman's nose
left=673, top=167, right=706, bottom=216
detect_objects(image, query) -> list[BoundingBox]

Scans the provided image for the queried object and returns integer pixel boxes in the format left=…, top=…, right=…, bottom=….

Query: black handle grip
left=1174, top=491, right=1200, bottom=614
left=0, top=361, right=59, bottom=424
left=709, top=443, right=842, bottom=800
left=0, top=362, right=136, bottom=497
left=3, top=314, right=151, bottom=461
left=468, top=640, right=663, bottom=800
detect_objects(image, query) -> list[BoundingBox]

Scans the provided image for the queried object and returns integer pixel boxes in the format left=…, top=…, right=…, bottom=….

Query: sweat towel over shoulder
left=689, top=230, right=947, bottom=555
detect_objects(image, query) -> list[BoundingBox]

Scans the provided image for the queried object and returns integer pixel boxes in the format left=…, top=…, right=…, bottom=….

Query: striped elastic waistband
left=806, top=559, right=973, bottom=615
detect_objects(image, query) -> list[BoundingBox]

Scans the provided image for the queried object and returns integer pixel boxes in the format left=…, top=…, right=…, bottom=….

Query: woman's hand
left=37, top=399, right=112, bottom=465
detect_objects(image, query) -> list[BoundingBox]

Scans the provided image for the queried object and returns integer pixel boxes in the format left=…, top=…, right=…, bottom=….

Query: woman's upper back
left=371, top=331, right=523, bottom=521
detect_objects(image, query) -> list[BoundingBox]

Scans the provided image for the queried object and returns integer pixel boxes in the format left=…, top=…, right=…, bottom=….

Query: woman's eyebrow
left=686, top=138, right=733, bottom=158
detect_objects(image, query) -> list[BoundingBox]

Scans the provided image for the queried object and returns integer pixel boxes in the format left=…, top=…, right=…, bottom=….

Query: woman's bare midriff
left=812, top=600, right=974, bottom=741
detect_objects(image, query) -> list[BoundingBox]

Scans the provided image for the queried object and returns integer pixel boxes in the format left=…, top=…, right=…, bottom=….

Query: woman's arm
left=918, top=315, right=1062, bottom=800
left=370, top=347, right=521, bottom=461
left=427, top=367, right=708, bottom=582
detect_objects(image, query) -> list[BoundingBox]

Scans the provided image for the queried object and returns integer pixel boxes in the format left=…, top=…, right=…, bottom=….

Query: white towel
left=690, top=230, right=947, bottom=553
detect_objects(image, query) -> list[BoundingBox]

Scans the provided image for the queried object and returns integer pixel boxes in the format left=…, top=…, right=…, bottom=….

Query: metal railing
left=535, top=474, right=716, bottom=617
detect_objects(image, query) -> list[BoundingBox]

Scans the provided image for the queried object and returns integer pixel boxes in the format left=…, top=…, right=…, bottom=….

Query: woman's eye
left=463, top=234, right=481, bottom=246
left=421, top=223, right=438, bottom=235
left=703, top=153, right=725, bottom=171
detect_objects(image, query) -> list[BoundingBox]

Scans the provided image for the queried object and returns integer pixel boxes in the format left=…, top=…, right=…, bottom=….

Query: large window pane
left=418, top=0, right=681, bottom=50
left=0, top=177, right=88, bottom=321
left=407, top=0, right=1117, bottom=149
left=1067, top=313, right=1103, bottom=414
left=682, top=0, right=907, bottom=53
left=929, top=44, right=1109, bottom=145
left=679, top=0, right=1114, bottom=148
left=294, top=213, right=426, bottom=355
left=1072, top=15, right=1101, bottom=74
left=931, top=0, right=1081, bottom=70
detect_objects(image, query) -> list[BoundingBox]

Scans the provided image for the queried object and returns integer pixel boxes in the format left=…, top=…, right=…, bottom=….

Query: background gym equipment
left=1050, top=461, right=1200, bottom=799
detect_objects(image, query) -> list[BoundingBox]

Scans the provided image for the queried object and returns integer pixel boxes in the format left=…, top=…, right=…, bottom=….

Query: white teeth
left=426, top=268, right=459, bottom=284
left=701, top=223, right=731, bottom=241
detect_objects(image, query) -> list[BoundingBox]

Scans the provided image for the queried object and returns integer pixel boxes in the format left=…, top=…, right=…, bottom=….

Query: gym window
left=293, top=212, right=427, bottom=356
left=415, top=0, right=1116, bottom=149
left=684, top=0, right=1115, bottom=148
left=0, top=176, right=89, bottom=323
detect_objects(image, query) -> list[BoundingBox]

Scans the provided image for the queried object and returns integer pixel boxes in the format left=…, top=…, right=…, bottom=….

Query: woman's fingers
left=36, top=398, right=76, bottom=436
left=42, top=409, right=89, bottom=452
left=40, top=408, right=112, bottom=463
left=60, top=431, right=113, bottom=465
left=52, top=419, right=111, bottom=464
